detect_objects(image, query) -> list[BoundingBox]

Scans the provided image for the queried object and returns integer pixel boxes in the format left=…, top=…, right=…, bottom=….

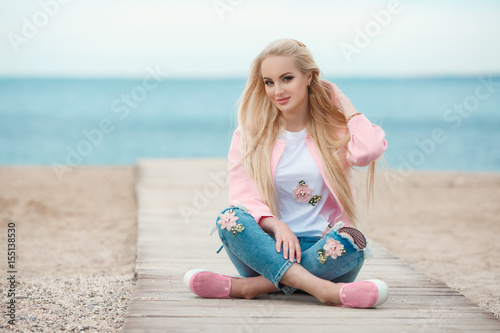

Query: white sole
left=366, top=279, right=389, bottom=307
left=183, top=269, right=210, bottom=289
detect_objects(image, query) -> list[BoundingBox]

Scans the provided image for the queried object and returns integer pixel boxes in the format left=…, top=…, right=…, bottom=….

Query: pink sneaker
left=183, top=269, right=238, bottom=299
left=339, top=279, right=388, bottom=308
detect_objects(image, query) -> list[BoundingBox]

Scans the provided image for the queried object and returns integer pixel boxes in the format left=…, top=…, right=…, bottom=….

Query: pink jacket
left=228, top=115, right=387, bottom=228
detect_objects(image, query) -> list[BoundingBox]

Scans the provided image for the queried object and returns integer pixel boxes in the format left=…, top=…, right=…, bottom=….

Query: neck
left=283, top=103, right=309, bottom=132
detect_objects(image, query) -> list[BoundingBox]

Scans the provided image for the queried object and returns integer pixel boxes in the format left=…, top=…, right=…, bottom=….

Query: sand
left=0, top=165, right=499, bottom=331
left=358, top=170, right=500, bottom=318
left=0, top=166, right=137, bottom=332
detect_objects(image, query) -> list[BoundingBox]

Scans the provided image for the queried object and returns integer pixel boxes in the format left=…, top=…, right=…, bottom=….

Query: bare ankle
left=229, top=278, right=257, bottom=299
left=230, top=276, right=277, bottom=299
left=316, top=281, right=342, bottom=305
left=325, top=282, right=342, bottom=305
left=240, top=279, right=262, bottom=299
left=241, top=287, right=258, bottom=300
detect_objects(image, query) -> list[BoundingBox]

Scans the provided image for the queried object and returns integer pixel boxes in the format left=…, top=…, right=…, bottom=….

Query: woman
left=184, top=38, right=388, bottom=308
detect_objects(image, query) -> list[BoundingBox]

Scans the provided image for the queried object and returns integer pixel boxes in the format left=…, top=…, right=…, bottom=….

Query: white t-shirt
left=274, top=129, right=331, bottom=238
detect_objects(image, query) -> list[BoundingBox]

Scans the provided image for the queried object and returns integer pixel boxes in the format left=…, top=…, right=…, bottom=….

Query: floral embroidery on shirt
left=308, top=195, right=322, bottom=206
left=293, top=180, right=322, bottom=206
left=293, top=180, right=313, bottom=203
left=218, top=209, right=245, bottom=236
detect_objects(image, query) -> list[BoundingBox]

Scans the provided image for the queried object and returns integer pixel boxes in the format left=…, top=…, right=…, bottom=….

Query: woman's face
left=261, top=55, right=311, bottom=115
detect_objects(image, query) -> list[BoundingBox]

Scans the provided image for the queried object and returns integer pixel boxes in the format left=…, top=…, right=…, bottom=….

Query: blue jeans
left=216, top=206, right=367, bottom=295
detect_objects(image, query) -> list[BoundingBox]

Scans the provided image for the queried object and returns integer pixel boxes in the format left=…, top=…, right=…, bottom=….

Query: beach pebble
left=0, top=274, right=136, bottom=331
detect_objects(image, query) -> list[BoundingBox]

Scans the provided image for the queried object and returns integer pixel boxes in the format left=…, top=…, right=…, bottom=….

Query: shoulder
left=230, top=126, right=242, bottom=142
left=232, top=126, right=241, bottom=135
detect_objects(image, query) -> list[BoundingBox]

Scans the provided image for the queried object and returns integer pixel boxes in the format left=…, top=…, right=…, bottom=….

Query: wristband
left=346, top=112, right=362, bottom=123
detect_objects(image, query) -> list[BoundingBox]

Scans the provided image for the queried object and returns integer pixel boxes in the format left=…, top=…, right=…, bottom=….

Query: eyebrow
left=262, top=72, right=294, bottom=80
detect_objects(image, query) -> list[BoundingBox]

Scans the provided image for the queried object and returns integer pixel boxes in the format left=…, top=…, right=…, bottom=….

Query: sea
left=1, top=76, right=499, bottom=171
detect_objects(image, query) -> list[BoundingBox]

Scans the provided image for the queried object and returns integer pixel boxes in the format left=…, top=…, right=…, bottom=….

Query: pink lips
left=277, top=97, right=290, bottom=105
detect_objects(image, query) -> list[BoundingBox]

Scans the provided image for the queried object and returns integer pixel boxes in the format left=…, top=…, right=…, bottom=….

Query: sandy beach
left=0, top=166, right=137, bottom=331
left=358, top=169, right=500, bottom=318
left=0, top=164, right=499, bottom=331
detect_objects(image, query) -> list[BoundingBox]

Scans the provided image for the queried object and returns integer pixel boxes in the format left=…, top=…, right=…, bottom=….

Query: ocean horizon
left=1, top=76, right=499, bottom=172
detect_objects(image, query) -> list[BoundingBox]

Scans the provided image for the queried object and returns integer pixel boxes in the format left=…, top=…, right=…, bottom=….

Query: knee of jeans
left=215, top=206, right=255, bottom=237
left=316, top=224, right=371, bottom=265
left=324, top=222, right=367, bottom=252
left=332, top=256, right=365, bottom=283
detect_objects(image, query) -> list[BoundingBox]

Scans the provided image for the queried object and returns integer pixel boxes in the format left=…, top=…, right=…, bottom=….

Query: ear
left=307, top=72, right=313, bottom=86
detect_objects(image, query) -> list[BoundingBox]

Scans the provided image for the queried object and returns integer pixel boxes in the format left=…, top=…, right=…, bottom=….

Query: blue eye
left=283, top=76, right=294, bottom=82
left=264, top=81, right=273, bottom=86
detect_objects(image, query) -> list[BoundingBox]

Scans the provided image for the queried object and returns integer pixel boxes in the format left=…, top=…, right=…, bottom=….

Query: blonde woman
left=184, top=38, right=388, bottom=308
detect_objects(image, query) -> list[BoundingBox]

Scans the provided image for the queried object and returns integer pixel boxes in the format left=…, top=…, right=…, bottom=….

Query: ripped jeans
left=216, top=206, right=370, bottom=295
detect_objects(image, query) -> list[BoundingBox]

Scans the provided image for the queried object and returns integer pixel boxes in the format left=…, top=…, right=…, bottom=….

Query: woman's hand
left=321, top=80, right=358, bottom=119
left=260, top=217, right=301, bottom=263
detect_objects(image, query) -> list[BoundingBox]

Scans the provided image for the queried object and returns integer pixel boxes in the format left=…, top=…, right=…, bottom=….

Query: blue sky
left=1, top=0, right=500, bottom=78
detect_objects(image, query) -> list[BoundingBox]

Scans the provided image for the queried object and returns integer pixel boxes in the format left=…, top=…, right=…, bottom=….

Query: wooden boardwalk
left=121, top=159, right=500, bottom=333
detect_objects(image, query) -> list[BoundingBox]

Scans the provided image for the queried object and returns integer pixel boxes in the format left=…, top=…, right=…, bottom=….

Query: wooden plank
left=120, top=159, right=500, bottom=332
left=121, top=317, right=500, bottom=333
left=123, top=298, right=492, bottom=316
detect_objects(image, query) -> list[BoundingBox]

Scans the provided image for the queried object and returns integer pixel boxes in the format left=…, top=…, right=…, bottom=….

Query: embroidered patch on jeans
left=317, top=238, right=346, bottom=264
left=337, top=227, right=367, bottom=250
left=218, top=209, right=245, bottom=236
left=317, top=249, right=327, bottom=264
left=325, top=238, right=346, bottom=259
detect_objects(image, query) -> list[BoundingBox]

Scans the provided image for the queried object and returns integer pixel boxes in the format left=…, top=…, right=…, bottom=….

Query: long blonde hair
left=236, top=38, right=377, bottom=226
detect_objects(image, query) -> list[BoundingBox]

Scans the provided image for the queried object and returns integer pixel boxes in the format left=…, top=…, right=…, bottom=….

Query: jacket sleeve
left=346, top=115, right=387, bottom=167
left=228, top=127, right=275, bottom=224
